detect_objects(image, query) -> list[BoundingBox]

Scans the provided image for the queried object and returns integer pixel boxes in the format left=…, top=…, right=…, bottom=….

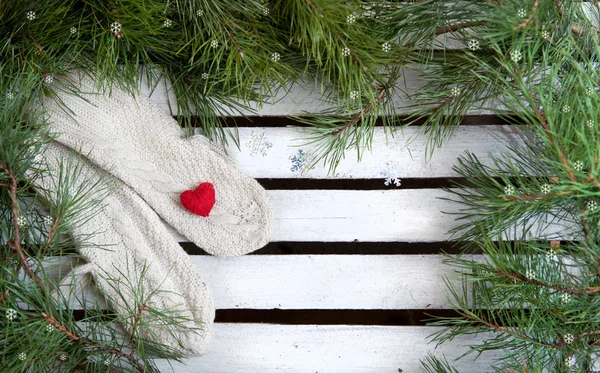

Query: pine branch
left=331, top=85, right=386, bottom=137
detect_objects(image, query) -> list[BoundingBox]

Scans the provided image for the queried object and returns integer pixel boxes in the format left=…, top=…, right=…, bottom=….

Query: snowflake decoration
left=561, top=292, right=571, bottom=303
left=164, top=19, right=172, bottom=28
left=542, top=30, right=550, bottom=39
left=59, top=354, right=67, bottom=362
left=43, top=215, right=53, bottom=226
left=201, top=72, right=208, bottom=80
left=587, top=87, right=594, bottom=95
left=110, top=22, right=122, bottom=34
left=262, top=6, right=270, bottom=16
left=587, top=120, right=595, bottom=128
left=290, top=149, right=308, bottom=172
left=271, top=52, right=280, bottom=62
left=18, top=353, right=26, bottom=361
left=342, top=47, right=351, bottom=56
left=517, top=8, right=527, bottom=17
left=197, top=9, right=204, bottom=17
left=541, top=184, right=551, bottom=195
left=380, top=161, right=404, bottom=187
left=504, top=185, right=514, bottom=195
left=588, top=200, right=597, bottom=211
left=70, top=26, right=77, bottom=35
left=44, top=74, right=54, bottom=84
left=68, top=186, right=77, bottom=196
left=5, top=91, right=14, bottom=100
left=6, top=308, right=17, bottom=321
left=565, top=356, right=576, bottom=367
left=245, top=132, right=272, bottom=157
left=546, top=248, right=558, bottom=261
left=573, top=160, right=584, bottom=172
left=17, top=215, right=27, bottom=227
left=26, top=11, right=36, bottom=21
left=562, top=105, right=570, bottom=113
left=564, top=334, right=574, bottom=344
left=46, top=323, right=54, bottom=332
left=510, top=50, right=522, bottom=63
left=525, top=269, right=535, bottom=280
left=350, top=91, right=359, bottom=100
left=451, top=87, right=460, bottom=97
left=468, top=39, right=480, bottom=51
left=210, top=40, right=219, bottom=48
left=104, top=358, right=111, bottom=366
left=382, top=42, right=392, bottom=52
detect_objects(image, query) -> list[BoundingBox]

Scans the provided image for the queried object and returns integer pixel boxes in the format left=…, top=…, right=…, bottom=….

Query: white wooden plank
left=194, top=255, right=467, bottom=310
left=208, top=125, right=527, bottom=179
left=141, top=65, right=496, bottom=116
left=167, top=189, right=571, bottom=243
left=154, top=324, right=498, bottom=373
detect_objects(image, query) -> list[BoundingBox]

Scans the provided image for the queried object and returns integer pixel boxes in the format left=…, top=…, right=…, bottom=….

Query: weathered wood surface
left=153, top=324, right=497, bottom=373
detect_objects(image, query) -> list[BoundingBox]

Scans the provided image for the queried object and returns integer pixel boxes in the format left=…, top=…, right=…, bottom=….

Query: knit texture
left=37, top=143, right=215, bottom=355
left=43, top=74, right=272, bottom=256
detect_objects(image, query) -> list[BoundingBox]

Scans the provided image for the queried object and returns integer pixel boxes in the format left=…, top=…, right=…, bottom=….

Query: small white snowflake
left=588, top=200, right=597, bottom=211
left=587, top=120, right=594, bottom=128
left=504, top=185, right=514, bottom=195
left=262, top=6, right=270, bottom=16
left=561, top=292, right=571, bottom=303
left=46, top=323, right=54, bottom=332
left=201, top=72, right=208, bottom=79
left=541, top=184, right=551, bottom=195
left=68, top=186, right=77, bottom=196
left=350, top=91, right=359, bottom=100
left=164, top=19, right=172, bottom=28
left=6, top=309, right=17, bottom=321
left=18, top=353, right=26, bottom=361
left=342, top=47, right=351, bottom=56
left=26, top=11, right=36, bottom=21
left=347, top=14, right=356, bottom=24
left=17, top=215, right=27, bottom=227
left=43, top=74, right=54, bottom=84
left=6, top=91, right=14, bottom=100
left=546, top=249, right=558, bottom=261
left=562, top=105, right=570, bottom=113
left=210, top=40, right=219, bottom=48
left=110, top=21, right=122, bottom=34
left=70, top=27, right=77, bottom=35
left=104, top=358, right=110, bottom=366
left=587, top=87, right=594, bottom=95
left=564, top=334, right=574, bottom=344
left=59, top=354, right=67, bottom=362
left=518, top=8, right=527, bottom=17
left=526, top=269, right=535, bottom=280
left=565, top=355, right=576, bottom=367
left=382, top=42, right=392, bottom=52
left=468, top=39, right=480, bottom=51
left=510, top=50, right=522, bottom=62
left=573, top=160, right=584, bottom=171
left=451, top=87, right=460, bottom=97
left=271, top=52, right=280, bottom=62
left=542, top=30, right=550, bottom=39
left=43, top=215, right=53, bottom=226
left=246, top=132, right=273, bottom=157
left=380, top=161, right=405, bottom=187
left=197, top=9, right=204, bottom=16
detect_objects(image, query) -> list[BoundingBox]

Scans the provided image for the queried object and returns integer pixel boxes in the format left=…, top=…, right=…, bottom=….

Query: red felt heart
left=180, top=182, right=215, bottom=217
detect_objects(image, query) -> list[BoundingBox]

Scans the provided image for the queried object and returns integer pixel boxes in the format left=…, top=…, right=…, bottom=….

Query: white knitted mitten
left=38, top=143, right=215, bottom=355
left=43, top=74, right=271, bottom=256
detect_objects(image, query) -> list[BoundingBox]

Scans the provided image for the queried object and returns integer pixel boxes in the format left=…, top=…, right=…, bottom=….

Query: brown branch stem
left=332, top=86, right=386, bottom=137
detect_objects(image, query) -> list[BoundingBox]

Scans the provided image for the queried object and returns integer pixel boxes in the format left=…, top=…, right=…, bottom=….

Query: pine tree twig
left=331, top=85, right=386, bottom=137
left=515, top=1, right=539, bottom=29
left=496, top=269, right=600, bottom=295
left=128, top=302, right=148, bottom=358
left=224, top=25, right=244, bottom=58
left=334, top=33, right=367, bottom=71
left=42, top=312, right=148, bottom=373
left=435, top=21, right=487, bottom=35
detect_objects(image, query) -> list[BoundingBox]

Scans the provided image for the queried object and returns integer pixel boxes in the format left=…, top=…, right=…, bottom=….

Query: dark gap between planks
left=70, top=309, right=516, bottom=327
left=181, top=114, right=519, bottom=128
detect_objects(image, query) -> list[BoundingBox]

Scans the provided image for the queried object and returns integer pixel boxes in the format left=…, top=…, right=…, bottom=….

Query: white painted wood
left=141, top=65, right=496, bottom=116
left=205, top=125, right=527, bottom=179
left=193, top=255, right=468, bottom=310
left=154, top=324, right=498, bottom=373
left=167, top=189, right=571, bottom=243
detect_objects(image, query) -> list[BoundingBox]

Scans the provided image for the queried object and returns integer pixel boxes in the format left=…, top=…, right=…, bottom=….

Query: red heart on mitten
left=180, top=182, right=215, bottom=217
